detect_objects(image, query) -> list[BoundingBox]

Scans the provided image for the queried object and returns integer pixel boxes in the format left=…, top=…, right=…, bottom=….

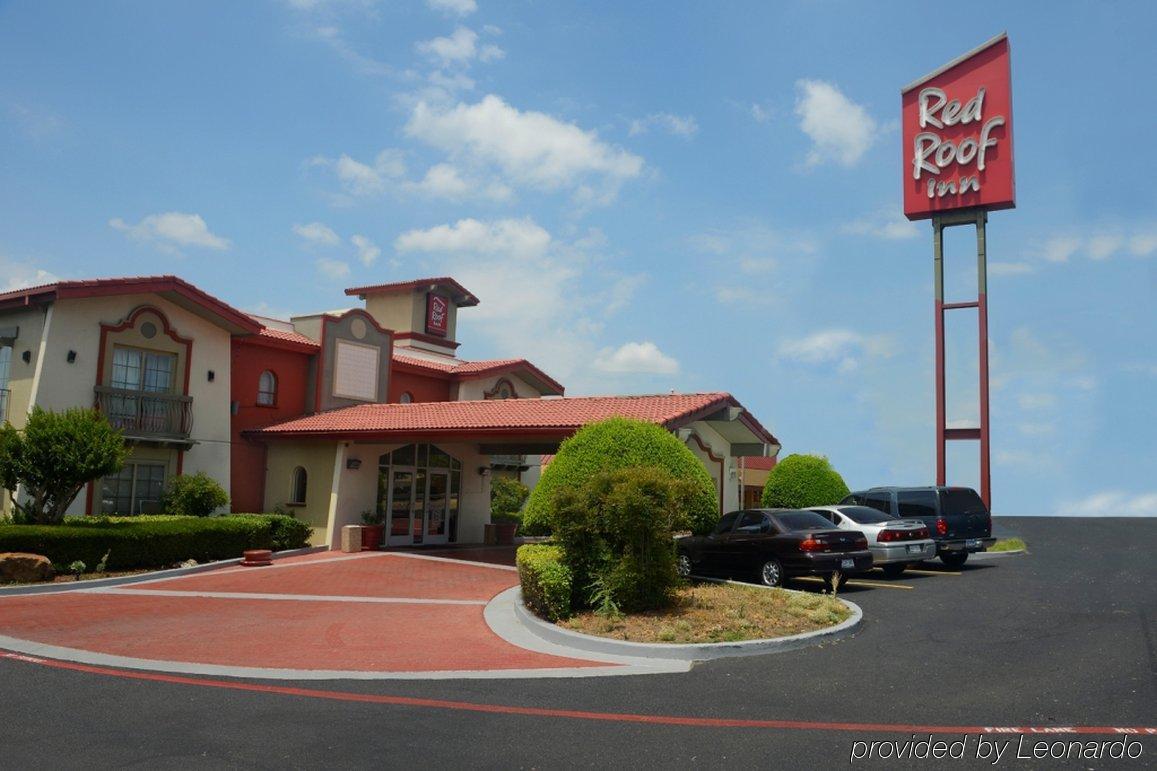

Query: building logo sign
left=426, top=293, right=449, bottom=337
left=902, top=34, right=1014, bottom=220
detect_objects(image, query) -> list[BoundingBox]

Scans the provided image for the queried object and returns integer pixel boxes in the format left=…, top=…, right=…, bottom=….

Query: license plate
left=966, top=539, right=981, bottom=549
left=907, top=544, right=922, bottom=554
left=840, top=558, right=854, bottom=570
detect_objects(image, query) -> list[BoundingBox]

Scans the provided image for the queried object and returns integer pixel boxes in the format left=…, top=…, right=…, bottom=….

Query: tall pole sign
left=902, top=33, right=1014, bottom=510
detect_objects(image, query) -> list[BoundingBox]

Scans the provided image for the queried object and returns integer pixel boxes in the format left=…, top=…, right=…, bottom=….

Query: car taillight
left=936, top=518, right=948, bottom=536
left=854, top=536, right=868, bottom=550
left=878, top=529, right=898, bottom=542
left=800, top=536, right=824, bottom=552
left=916, top=526, right=929, bottom=538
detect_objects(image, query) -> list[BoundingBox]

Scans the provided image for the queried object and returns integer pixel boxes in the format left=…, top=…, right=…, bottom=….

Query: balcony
left=94, top=385, right=193, bottom=444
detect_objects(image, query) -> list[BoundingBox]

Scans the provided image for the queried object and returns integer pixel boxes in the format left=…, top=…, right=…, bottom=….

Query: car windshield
left=775, top=511, right=837, bottom=531
left=838, top=506, right=897, bottom=525
left=941, top=489, right=988, bottom=517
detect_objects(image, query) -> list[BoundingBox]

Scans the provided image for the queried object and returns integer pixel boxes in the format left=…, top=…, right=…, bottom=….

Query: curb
left=0, top=545, right=325, bottom=597
left=512, top=582, right=863, bottom=661
left=972, top=548, right=1027, bottom=558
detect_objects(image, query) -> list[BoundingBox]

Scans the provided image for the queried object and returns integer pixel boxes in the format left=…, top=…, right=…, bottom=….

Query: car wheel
left=881, top=563, right=907, bottom=579
left=758, top=559, right=784, bottom=587
left=940, top=552, right=968, bottom=569
left=676, top=553, right=693, bottom=579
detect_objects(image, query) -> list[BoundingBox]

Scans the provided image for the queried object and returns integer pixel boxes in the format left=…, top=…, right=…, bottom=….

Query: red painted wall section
left=388, top=369, right=452, bottom=403
left=230, top=339, right=313, bottom=512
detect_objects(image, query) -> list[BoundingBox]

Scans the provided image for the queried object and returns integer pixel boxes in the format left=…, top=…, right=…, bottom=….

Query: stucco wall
left=0, top=304, right=49, bottom=432
left=454, top=372, right=540, bottom=401
left=684, top=421, right=740, bottom=514
left=264, top=440, right=338, bottom=545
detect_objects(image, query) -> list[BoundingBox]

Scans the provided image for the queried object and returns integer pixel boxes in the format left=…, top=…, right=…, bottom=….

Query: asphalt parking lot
left=0, top=516, right=1153, bottom=768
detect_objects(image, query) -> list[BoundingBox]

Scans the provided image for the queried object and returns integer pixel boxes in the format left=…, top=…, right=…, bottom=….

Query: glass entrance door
left=425, top=470, right=449, bottom=545
left=387, top=469, right=415, bottom=546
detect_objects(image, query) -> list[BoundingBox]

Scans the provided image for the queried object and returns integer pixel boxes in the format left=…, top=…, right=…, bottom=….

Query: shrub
left=490, top=477, right=529, bottom=524
left=761, top=454, right=850, bottom=509
left=233, top=513, right=313, bottom=551
left=0, top=407, right=127, bottom=524
left=524, top=417, right=718, bottom=535
left=160, top=472, right=229, bottom=517
left=0, top=517, right=273, bottom=570
left=516, top=544, right=573, bottom=621
left=552, top=467, right=693, bottom=613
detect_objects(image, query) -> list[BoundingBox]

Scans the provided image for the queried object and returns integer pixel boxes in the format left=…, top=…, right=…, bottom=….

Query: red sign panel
left=425, top=293, right=449, bottom=337
left=902, top=34, right=1014, bottom=220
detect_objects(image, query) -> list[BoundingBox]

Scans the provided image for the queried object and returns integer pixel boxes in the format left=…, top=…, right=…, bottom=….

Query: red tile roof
left=344, top=277, right=479, bottom=307
left=740, top=455, right=778, bottom=471
left=251, top=392, right=776, bottom=444
left=0, top=275, right=261, bottom=333
left=241, top=326, right=320, bottom=352
left=392, top=354, right=565, bottom=395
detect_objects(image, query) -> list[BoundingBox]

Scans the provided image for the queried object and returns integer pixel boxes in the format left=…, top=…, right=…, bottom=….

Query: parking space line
left=902, top=568, right=962, bottom=577
left=793, top=576, right=914, bottom=591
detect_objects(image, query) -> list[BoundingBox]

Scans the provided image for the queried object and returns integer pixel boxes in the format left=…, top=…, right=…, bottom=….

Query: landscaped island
left=560, top=582, right=849, bottom=644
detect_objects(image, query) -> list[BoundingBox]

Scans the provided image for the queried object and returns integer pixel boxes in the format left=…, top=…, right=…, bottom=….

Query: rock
left=0, top=553, right=55, bottom=583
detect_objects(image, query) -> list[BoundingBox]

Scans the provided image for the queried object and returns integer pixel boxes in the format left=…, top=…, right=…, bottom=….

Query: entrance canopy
left=249, top=392, right=779, bottom=457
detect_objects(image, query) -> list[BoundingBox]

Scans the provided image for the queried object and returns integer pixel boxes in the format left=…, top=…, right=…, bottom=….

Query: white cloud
left=1017, top=393, right=1057, bottom=410
left=1058, top=491, right=1157, bottom=517
left=795, top=79, right=876, bottom=167
left=315, top=258, right=350, bottom=280
left=405, top=163, right=512, bottom=201
left=404, top=94, right=644, bottom=203
left=1087, top=234, right=1123, bottom=261
left=750, top=103, right=772, bottom=124
left=1017, top=421, right=1056, bottom=437
left=311, top=25, right=393, bottom=77
left=1042, top=236, right=1080, bottom=263
left=427, top=0, right=476, bottom=16
left=594, top=341, right=679, bottom=375
left=0, top=255, right=59, bottom=292
left=416, top=27, right=502, bottom=66
left=395, top=217, right=551, bottom=260
left=310, top=149, right=405, bottom=196
left=350, top=234, right=380, bottom=266
left=989, top=261, right=1034, bottom=276
left=842, top=208, right=918, bottom=240
left=628, top=112, right=699, bottom=139
left=777, top=329, right=896, bottom=373
left=109, top=212, right=230, bottom=253
left=292, top=221, right=340, bottom=246
left=1129, top=233, right=1157, bottom=257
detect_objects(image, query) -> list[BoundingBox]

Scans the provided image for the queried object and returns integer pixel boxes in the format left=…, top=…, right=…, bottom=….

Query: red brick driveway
left=0, top=551, right=607, bottom=676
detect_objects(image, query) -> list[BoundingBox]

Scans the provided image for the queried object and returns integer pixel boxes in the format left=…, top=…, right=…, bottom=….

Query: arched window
left=257, top=370, right=277, bottom=406
left=290, top=466, right=308, bottom=505
left=399, top=391, right=413, bottom=404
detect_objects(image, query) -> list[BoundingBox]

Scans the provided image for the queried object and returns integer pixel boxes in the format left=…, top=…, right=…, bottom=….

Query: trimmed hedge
left=524, top=417, right=718, bottom=536
left=0, top=517, right=274, bottom=571
left=232, top=514, right=313, bottom=551
left=760, top=454, right=850, bottom=509
left=516, top=543, right=573, bottom=622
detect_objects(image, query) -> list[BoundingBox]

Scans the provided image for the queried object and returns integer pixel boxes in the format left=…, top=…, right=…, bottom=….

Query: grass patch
left=558, top=582, right=850, bottom=644
left=989, top=538, right=1026, bottom=552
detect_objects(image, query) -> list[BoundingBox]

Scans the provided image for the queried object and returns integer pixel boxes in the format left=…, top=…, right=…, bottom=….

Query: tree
left=524, top=417, right=718, bottom=535
left=490, top=476, right=529, bottom=523
left=0, top=408, right=128, bottom=524
left=761, top=453, right=850, bottom=509
left=161, top=471, right=229, bottom=517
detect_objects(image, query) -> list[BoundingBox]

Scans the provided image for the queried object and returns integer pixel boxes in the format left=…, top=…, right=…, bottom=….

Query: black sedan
left=676, top=508, right=873, bottom=589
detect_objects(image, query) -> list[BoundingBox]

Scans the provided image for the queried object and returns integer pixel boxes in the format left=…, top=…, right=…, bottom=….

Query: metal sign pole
left=932, top=209, right=992, bottom=511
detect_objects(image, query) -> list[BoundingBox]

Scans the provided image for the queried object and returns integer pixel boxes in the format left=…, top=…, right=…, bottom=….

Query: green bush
left=524, top=417, right=718, bottom=536
left=516, top=544, right=573, bottom=622
left=232, top=513, right=313, bottom=551
left=552, top=467, right=692, bottom=613
left=761, top=454, right=850, bottom=509
left=490, top=476, right=529, bottom=524
left=0, top=407, right=127, bottom=524
left=160, top=472, right=229, bottom=517
left=0, top=517, right=273, bottom=570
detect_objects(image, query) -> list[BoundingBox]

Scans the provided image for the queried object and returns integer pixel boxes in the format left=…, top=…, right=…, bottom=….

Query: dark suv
left=840, top=486, right=996, bottom=568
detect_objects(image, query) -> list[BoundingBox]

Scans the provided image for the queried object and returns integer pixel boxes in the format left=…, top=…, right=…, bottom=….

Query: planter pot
left=492, top=522, right=519, bottom=546
left=361, top=524, right=384, bottom=551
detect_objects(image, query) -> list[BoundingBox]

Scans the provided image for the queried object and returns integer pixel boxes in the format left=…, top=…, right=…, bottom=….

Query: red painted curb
left=2, top=652, right=1153, bottom=737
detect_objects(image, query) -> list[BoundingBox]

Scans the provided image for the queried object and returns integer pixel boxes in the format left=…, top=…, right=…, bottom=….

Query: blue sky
left=2, top=1, right=1154, bottom=516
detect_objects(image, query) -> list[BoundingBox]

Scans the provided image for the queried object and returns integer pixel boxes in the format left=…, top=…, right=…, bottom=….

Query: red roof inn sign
left=902, top=33, right=1015, bottom=220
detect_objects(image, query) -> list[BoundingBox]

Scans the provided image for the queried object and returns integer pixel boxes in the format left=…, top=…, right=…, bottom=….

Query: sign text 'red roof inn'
left=902, top=34, right=1015, bottom=220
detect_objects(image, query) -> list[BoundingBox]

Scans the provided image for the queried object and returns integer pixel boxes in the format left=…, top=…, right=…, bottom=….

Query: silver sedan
left=809, top=505, right=937, bottom=578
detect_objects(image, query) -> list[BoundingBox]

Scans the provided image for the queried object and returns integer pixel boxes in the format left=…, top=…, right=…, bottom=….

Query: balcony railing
left=94, top=385, right=193, bottom=441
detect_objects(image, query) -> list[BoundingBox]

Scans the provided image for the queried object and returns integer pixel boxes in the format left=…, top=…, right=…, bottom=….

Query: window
left=736, top=511, right=770, bottom=534
left=774, top=511, right=841, bottom=531
left=712, top=511, right=740, bottom=536
left=100, top=462, right=166, bottom=515
left=257, top=370, right=277, bottom=406
left=111, top=346, right=175, bottom=393
left=862, top=491, right=893, bottom=515
left=838, top=506, right=898, bottom=525
left=332, top=340, right=379, bottom=401
left=897, top=490, right=938, bottom=519
left=399, top=391, right=413, bottom=404
left=0, top=344, right=10, bottom=421
left=290, top=466, right=308, bottom=505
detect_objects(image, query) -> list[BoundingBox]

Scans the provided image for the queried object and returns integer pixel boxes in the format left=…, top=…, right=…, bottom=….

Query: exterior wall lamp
left=66, top=350, right=77, bottom=363
left=478, top=466, right=491, bottom=477
left=346, top=458, right=362, bottom=470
